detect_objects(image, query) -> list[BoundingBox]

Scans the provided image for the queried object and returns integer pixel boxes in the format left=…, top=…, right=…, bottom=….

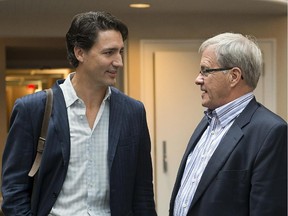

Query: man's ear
left=229, top=67, right=242, bottom=86
left=74, top=47, right=84, bottom=63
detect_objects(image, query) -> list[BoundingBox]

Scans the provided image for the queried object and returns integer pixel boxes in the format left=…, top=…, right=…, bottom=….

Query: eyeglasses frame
left=199, top=67, right=233, bottom=76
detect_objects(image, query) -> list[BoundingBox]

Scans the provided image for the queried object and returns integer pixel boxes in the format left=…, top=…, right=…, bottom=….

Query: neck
left=71, top=73, right=108, bottom=109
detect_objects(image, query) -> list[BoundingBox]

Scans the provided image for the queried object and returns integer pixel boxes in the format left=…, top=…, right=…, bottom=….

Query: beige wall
left=0, top=14, right=287, bottom=163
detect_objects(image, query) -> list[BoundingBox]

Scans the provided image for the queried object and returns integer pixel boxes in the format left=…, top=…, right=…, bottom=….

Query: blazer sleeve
left=1, top=93, right=45, bottom=215
left=250, top=120, right=287, bottom=216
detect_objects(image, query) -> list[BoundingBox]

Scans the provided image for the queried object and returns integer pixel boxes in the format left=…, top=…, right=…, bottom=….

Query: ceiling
left=0, top=0, right=286, bottom=38
left=0, top=0, right=286, bottom=21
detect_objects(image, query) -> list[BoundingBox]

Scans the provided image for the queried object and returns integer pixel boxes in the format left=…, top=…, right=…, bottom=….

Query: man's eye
left=104, top=51, right=113, bottom=55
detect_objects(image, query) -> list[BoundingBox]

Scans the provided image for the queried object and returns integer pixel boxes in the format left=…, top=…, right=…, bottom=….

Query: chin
left=106, top=79, right=116, bottom=86
left=110, top=81, right=117, bottom=86
left=201, top=100, right=208, bottom=107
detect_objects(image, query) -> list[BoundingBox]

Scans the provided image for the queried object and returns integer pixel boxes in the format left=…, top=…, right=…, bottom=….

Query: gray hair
left=199, top=32, right=263, bottom=89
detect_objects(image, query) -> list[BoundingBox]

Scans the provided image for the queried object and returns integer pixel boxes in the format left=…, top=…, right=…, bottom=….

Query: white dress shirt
left=50, top=72, right=111, bottom=216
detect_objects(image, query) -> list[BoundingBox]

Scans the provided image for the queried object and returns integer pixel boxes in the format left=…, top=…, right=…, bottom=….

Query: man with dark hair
left=2, top=11, right=157, bottom=216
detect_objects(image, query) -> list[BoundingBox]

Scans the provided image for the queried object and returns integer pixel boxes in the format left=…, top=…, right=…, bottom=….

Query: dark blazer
left=2, top=80, right=157, bottom=216
left=169, top=98, right=287, bottom=216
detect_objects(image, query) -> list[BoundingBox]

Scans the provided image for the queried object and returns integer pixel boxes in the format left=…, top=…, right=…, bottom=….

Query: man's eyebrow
left=103, top=47, right=123, bottom=52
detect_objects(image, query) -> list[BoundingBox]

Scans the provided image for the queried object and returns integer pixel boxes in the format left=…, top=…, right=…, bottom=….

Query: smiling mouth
left=200, top=88, right=207, bottom=93
left=200, top=89, right=207, bottom=97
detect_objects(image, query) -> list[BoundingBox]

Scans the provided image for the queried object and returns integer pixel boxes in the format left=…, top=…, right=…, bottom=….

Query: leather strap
left=28, top=88, right=53, bottom=177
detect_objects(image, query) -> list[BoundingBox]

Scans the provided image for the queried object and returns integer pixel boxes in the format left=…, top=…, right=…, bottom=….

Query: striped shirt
left=173, top=92, right=254, bottom=216
left=50, top=72, right=111, bottom=216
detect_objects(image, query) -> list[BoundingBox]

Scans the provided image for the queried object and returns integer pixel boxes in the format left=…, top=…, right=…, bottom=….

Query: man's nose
left=113, top=54, right=123, bottom=67
left=195, top=72, right=204, bottom=85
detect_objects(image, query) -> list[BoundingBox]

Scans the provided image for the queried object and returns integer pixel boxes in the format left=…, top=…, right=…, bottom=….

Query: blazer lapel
left=108, top=88, right=124, bottom=171
left=189, top=124, right=243, bottom=208
left=51, top=84, right=70, bottom=166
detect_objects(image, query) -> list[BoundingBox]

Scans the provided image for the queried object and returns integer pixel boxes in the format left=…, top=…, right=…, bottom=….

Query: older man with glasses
left=169, top=32, right=287, bottom=216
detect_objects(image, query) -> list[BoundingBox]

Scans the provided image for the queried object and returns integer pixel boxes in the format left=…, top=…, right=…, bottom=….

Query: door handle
left=163, top=141, right=168, bottom=173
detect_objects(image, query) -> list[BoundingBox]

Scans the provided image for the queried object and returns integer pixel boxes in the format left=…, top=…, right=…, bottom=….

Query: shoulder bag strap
left=28, top=88, right=53, bottom=177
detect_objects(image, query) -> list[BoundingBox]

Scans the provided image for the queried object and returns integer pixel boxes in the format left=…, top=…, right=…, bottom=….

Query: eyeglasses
left=199, top=67, right=233, bottom=76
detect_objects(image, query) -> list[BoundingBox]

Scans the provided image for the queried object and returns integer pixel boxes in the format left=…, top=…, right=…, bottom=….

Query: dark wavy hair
left=66, top=11, right=128, bottom=68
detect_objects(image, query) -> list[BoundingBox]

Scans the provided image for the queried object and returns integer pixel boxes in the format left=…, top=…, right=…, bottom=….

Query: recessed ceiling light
left=129, top=3, right=151, bottom=8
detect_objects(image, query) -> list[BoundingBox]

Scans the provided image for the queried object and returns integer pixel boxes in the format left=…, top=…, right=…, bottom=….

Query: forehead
left=200, top=46, right=218, bottom=67
left=96, top=30, right=123, bottom=42
left=90, top=30, right=123, bottom=51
